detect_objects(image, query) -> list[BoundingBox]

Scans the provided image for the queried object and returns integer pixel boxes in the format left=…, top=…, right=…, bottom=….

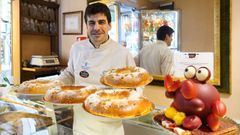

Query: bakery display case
left=0, top=86, right=163, bottom=134
left=0, top=89, right=75, bottom=134
left=104, top=2, right=180, bottom=58
left=119, top=6, right=140, bottom=57
left=0, top=90, right=170, bottom=135
left=124, top=108, right=240, bottom=135
left=1, top=86, right=239, bottom=135
left=107, top=3, right=141, bottom=57
left=0, top=98, right=68, bottom=134
left=141, top=10, right=180, bottom=50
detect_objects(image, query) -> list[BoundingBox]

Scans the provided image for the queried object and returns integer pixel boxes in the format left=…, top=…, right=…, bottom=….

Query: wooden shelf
left=21, top=32, right=57, bottom=36
left=22, top=66, right=64, bottom=72
left=22, top=15, right=55, bottom=22
left=22, top=0, right=59, bottom=8
left=20, top=0, right=60, bottom=82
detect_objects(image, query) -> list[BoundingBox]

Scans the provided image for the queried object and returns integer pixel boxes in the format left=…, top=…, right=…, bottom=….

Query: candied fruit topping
left=164, top=107, right=177, bottom=119
left=173, top=112, right=186, bottom=126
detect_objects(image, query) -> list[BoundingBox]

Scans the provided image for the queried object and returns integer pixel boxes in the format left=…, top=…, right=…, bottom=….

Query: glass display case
left=123, top=106, right=176, bottom=135
left=0, top=87, right=175, bottom=135
left=0, top=86, right=73, bottom=134
left=107, top=3, right=180, bottom=57
left=0, top=99, right=72, bottom=134
left=107, top=3, right=140, bottom=57
left=0, top=86, right=239, bottom=135
left=119, top=9, right=140, bottom=57
left=141, top=10, right=180, bottom=50
left=108, top=4, right=119, bottom=43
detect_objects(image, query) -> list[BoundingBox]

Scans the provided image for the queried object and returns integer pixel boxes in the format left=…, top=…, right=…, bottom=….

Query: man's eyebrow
left=98, top=19, right=106, bottom=21
left=88, top=19, right=106, bottom=22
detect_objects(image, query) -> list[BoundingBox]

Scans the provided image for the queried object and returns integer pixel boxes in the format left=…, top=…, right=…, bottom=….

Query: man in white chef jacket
left=58, top=2, right=136, bottom=135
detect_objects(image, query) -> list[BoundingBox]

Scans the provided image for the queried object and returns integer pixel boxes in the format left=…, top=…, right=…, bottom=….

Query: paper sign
left=173, top=51, right=214, bottom=79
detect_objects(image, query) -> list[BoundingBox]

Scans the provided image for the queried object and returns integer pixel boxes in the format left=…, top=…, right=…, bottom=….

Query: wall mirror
left=87, top=0, right=230, bottom=93
left=151, top=0, right=230, bottom=93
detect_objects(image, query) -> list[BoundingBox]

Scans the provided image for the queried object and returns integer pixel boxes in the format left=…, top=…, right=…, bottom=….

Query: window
left=0, top=0, right=12, bottom=84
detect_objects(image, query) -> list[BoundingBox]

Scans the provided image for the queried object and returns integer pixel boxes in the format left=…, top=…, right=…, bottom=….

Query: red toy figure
left=164, top=65, right=227, bottom=131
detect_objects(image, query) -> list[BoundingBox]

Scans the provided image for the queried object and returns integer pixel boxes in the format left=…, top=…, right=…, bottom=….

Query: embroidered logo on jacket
left=80, top=62, right=90, bottom=78
left=79, top=71, right=89, bottom=78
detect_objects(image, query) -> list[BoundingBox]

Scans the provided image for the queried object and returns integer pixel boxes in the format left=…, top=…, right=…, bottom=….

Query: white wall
left=59, top=0, right=87, bottom=64
left=226, top=0, right=240, bottom=120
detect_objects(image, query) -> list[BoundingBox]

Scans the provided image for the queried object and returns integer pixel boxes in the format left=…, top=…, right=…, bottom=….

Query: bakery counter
left=0, top=87, right=70, bottom=134
left=21, top=66, right=66, bottom=82
left=1, top=87, right=239, bottom=135
left=123, top=106, right=175, bottom=135
left=0, top=91, right=171, bottom=135
left=0, top=101, right=172, bottom=135
left=0, top=88, right=174, bottom=135
left=0, top=98, right=71, bottom=134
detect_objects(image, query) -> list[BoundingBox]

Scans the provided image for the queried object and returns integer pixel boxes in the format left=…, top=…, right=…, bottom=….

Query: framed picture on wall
left=63, top=11, right=83, bottom=35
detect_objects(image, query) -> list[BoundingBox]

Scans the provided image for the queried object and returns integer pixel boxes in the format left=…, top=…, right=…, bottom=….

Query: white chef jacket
left=59, top=38, right=135, bottom=87
left=139, top=40, right=174, bottom=75
left=58, top=38, right=136, bottom=135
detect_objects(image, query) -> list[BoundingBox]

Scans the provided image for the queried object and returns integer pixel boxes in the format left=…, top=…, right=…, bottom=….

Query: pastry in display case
left=0, top=90, right=75, bottom=134
left=0, top=100, right=54, bottom=134
left=0, top=112, right=53, bottom=134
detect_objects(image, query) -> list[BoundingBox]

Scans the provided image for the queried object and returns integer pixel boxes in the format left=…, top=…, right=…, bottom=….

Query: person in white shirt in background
left=138, top=25, right=174, bottom=75
left=58, top=2, right=135, bottom=135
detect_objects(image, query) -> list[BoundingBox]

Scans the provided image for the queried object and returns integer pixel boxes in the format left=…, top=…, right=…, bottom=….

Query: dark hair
left=84, top=3, right=111, bottom=24
left=156, top=25, right=174, bottom=40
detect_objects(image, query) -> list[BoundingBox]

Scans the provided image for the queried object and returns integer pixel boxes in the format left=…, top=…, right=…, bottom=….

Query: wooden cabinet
left=19, top=0, right=60, bottom=82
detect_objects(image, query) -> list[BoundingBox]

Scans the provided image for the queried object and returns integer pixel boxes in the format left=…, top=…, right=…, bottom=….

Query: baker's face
left=86, top=13, right=111, bottom=45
